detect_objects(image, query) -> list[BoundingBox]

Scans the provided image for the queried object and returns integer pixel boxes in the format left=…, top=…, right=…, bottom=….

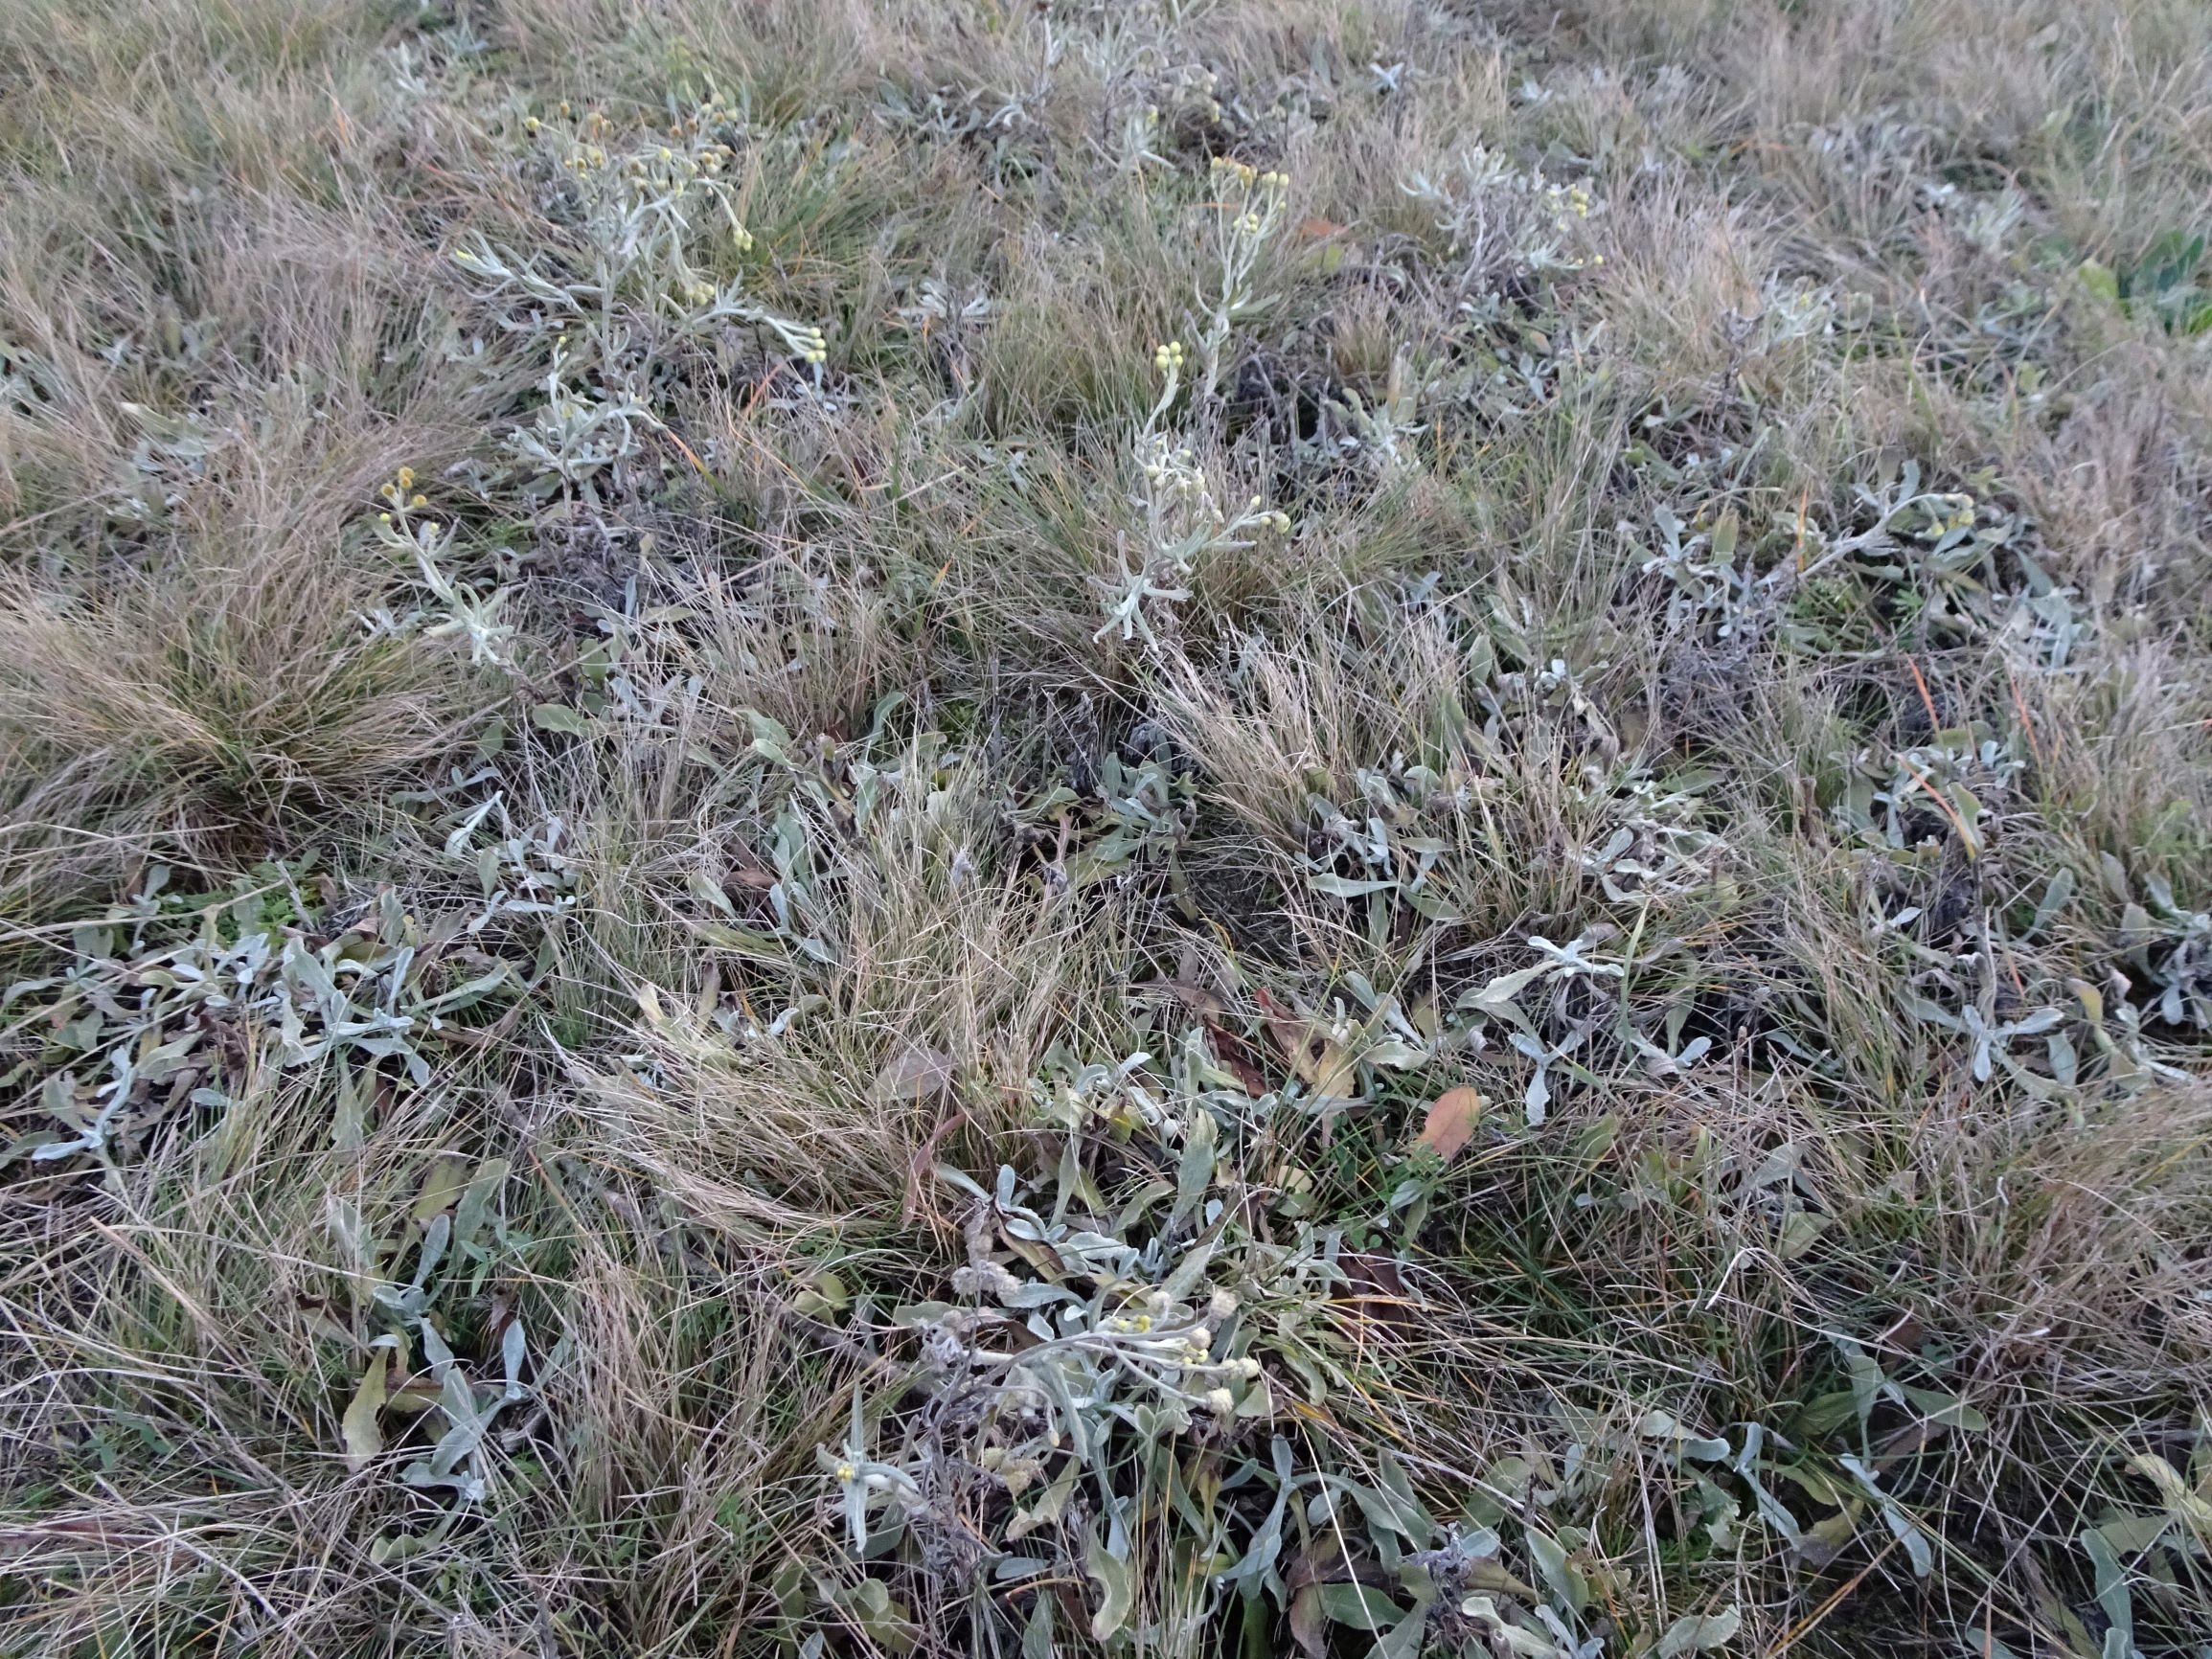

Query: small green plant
left=2081, top=229, right=2212, bottom=334
left=1093, top=341, right=1290, bottom=648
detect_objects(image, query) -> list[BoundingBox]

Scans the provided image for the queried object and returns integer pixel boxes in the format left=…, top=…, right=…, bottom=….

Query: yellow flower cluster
left=663, top=105, right=728, bottom=140
left=1211, top=158, right=1289, bottom=234
left=527, top=105, right=733, bottom=188
left=1152, top=339, right=1186, bottom=375
left=376, top=465, right=427, bottom=515
left=1544, top=180, right=1596, bottom=237
left=540, top=107, right=617, bottom=170
left=1209, top=156, right=1289, bottom=193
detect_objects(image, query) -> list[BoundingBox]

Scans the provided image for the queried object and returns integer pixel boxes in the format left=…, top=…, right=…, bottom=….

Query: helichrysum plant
left=448, top=103, right=825, bottom=496
left=1195, top=158, right=1290, bottom=399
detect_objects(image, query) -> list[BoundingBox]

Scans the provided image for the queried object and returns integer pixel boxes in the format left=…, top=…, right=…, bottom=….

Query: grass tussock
left=4, top=0, right=2212, bottom=1656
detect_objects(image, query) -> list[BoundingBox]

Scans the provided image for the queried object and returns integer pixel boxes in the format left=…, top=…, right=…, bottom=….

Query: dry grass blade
left=3, top=0, right=2210, bottom=1654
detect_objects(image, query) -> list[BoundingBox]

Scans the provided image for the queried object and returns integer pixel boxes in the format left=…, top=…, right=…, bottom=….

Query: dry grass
left=3, top=0, right=2211, bottom=1655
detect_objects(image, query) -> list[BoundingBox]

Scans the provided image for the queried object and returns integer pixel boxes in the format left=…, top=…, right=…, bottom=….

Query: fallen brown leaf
left=1132, top=977, right=1225, bottom=1018
left=1254, top=987, right=1357, bottom=1101
left=1288, top=1582, right=1326, bottom=1657
left=1334, top=1249, right=1415, bottom=1341
left=1253, top=986, right=1309, bottom=1062
left=1210, top=1032, right=1270, bottom=1098
left=1415, top=1085, right=1484, bottom=1162
left=875, top=1042, right=954, bottom=1102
